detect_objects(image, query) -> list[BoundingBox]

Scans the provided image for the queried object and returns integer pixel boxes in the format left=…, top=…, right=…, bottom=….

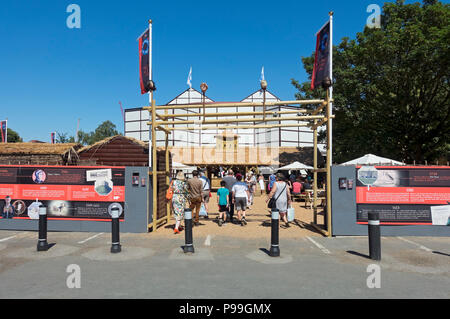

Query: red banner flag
left=1, top=121, right=7, bottom=143
left=311, top=21, right=331, bottom=90
left=139, top=28, right=151, bottom=94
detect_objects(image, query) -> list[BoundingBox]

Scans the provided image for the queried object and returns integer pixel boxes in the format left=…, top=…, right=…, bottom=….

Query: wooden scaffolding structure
left=144, top=90, right=334, bottom=237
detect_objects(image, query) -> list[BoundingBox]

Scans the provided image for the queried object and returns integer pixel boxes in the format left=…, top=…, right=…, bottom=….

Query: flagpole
left=5, top=119, right=7, bottom=143
left=148, top=19, right=153, bottom=170
left=329, top=11, right=333, bottom=165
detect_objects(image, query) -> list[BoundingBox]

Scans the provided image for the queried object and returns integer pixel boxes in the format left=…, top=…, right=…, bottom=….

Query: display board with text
left=356, top=166, right=450, bottom=225
left=0, top=166, right=125, bottom=221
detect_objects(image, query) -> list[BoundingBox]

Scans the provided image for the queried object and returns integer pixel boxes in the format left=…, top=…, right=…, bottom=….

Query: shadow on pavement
left=346, top=250, right=371, bottom=260
left=432, top=251, right=450, bottom=257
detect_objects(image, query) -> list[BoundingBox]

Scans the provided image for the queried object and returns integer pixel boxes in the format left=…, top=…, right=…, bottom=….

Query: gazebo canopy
left=340, top=154, right=405, bottom=166
left=278, top=161, right=314, bottom=170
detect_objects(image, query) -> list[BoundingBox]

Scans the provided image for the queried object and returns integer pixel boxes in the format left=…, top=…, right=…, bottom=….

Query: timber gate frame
left=144, top=90, right=334, bottom=237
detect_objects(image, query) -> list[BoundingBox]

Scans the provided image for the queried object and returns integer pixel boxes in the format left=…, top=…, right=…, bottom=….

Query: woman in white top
left=266, top=173, right=292, bottom=227
left=258, top=174, right=265, bottom=195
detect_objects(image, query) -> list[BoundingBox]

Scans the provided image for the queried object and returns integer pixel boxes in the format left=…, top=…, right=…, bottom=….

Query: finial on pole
left=149, top=19, right=153, bottom=24
left=329, top=11, right=334, bottom=16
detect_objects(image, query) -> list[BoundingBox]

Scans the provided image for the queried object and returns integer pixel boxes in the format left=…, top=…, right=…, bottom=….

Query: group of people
left=170, top=168, right=295, bottom=233
left=170, top=170, right=211, bottom=234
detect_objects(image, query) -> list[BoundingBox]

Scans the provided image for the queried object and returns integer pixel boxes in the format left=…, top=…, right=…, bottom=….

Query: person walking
left=171, top=172, right=189, bottom=234
left=216, top=181, right=229, bottom=226
left=222, top=169, right=237, bottom=223
left=266, top=173, right=292, bottom=227
left=187, top=170, right=204, bottom=226
left=232, top=173, right=250, bottom=226
left=200, top=171, right=211, bottom=219
left=248, top=172, right=257, bottom=206
left=258, top=174, right=265, bottom=195
left=268, top=173, right=276, bottom=193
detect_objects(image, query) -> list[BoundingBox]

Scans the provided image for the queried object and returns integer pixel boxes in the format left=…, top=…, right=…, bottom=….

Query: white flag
left=187, top=67, right=192, bottom=89
left=260, top=66, right=265, bottom=82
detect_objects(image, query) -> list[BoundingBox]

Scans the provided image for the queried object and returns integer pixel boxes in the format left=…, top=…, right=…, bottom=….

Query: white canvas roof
left=278, top=161, right=314, bottom=170
left=340, top=154, right=405, bottom=166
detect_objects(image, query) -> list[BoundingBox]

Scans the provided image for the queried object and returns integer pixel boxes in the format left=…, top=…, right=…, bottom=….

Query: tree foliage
left=292, top=0, right=450, bottom=163
left=6, top=128, right=23, bottom=143
left=57, top=121, right=120, bottom=146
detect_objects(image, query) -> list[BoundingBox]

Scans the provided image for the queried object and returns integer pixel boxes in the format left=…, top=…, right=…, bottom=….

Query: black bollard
left=269, top=208, right=280, bottom=257
left=183, top=208, right=195, bottom=254
left=110, top=207, right=121, bottom=254
left=368, top=212, right=381, bottom=261
left=37, top=205, right=49, bottom=252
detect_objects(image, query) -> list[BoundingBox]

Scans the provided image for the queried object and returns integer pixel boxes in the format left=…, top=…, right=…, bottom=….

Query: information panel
left=356, top=166, right=450, bottom=225
left=0, top=166, right=125, bottom=221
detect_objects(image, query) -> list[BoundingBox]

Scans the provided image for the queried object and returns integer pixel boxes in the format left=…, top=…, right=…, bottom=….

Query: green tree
left=6, top=128, right=23, bottom=143
left=56, top=121, right=120, bottom=146
left=292, top=0, right=450, bottom=163
left=56, top=132, right=72, bottom=143
left=89, top=121, right=119, bottom=145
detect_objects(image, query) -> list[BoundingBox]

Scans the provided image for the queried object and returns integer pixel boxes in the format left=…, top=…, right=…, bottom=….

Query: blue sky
left=0, top=0, right=431, bottom=142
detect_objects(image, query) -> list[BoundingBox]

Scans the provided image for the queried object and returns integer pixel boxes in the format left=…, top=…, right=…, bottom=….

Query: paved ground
left=0, top=228, right=448, bottom=299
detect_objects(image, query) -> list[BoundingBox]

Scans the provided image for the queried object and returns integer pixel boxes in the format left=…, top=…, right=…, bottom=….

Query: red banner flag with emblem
left=138, top=28, right=151, bottom=94
left=311, top=21, right=331, bottom=90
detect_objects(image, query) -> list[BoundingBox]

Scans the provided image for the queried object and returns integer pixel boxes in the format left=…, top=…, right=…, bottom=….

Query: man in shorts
left=232, top=173, right=250, bottom=226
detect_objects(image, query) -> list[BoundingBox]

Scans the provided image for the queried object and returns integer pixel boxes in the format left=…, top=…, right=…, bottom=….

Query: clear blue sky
left=0, top=0, right=428, bottom=142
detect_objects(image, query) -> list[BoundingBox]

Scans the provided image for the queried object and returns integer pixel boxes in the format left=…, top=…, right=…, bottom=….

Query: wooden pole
left=165, top=108, right=170, bottom=224
left=313, top=120, right=318, bottom=225
left=153, top=115, right=326, bottom=126
left=152, top=98, right=158, bottom=232
left=326, top=90, right=332, bottom=238
left=143, top=99, right=325, bottom=111
left=166, top=123, right=310, bottom=131
left=156, top=109, right=309, bottom=119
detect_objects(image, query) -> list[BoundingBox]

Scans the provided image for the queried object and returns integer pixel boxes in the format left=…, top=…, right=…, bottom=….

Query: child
left=216, top=181, right=229, bottom=227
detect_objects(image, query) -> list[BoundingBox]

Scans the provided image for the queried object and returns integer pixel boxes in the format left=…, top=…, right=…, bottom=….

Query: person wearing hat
left=171, top=172, right=189, bottom=234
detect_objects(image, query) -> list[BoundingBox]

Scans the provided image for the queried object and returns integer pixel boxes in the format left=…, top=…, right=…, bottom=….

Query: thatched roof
left=0, top=143, right=81, bottom=155
left=77, top=135, right=148, bottom=154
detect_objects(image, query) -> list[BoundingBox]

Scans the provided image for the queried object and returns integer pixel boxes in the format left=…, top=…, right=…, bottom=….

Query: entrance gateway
left=143, top=83, right=334, bottom=237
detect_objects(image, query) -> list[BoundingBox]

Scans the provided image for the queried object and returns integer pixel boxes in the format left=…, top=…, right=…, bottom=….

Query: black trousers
left=228, top=193, right=234, bottom=219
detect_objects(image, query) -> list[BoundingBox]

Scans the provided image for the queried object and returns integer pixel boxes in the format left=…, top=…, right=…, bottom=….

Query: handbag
left=287, top=206, right=295, bottom=222
left=268, top=183, right=287, bottom=209
left=166, top=180, right=174, bottom=201
left=199, top=203, right=208, bottom=217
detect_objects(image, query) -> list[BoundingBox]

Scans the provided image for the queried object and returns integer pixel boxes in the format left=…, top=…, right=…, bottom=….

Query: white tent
left=340, top=154, right=405, bottom=166
left=172, top=161, right=197, bottom=173
left=258, top=166, right=277, bottom=175
left=278, top=161, right=314, bottom=171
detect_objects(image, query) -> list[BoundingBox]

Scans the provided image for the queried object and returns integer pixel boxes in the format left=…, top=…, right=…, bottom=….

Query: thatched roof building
left=0, top=143, right=81, bottom=165
left=77, top=135, right=151, bottom=166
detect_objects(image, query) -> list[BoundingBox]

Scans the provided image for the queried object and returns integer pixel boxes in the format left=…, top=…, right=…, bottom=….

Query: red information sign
left=0, top=165, right=125, bottom=221
left=356, top=166, right=450, bottom=225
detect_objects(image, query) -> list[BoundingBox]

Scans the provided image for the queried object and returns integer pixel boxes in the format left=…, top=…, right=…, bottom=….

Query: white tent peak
left=340, top=154, right=405, bottom=166
left=278, top=161, right=314, bottom=170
